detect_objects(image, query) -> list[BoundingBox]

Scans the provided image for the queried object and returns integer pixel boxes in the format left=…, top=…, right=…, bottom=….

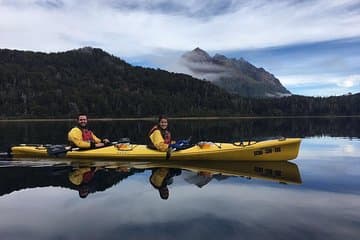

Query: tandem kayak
left=9, top=138, right=301, bottom=161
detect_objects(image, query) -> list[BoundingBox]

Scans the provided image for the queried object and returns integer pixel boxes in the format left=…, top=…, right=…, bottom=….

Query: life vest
left=148, top=125, right=171, bottom=144
left=79, top=127, right=95, bottom=142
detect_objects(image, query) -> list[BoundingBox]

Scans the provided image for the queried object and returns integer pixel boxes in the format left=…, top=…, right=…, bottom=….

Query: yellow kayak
left=10, top=138, right=301, bottom=161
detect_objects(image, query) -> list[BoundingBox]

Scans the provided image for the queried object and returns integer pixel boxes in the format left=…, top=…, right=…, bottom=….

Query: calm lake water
left=0, top=117, right=359, bottom=240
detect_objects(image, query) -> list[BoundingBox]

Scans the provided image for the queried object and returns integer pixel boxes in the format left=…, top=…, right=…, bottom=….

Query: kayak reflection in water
left=148, top=115, right=175, bottom=152
left=68, top=114, right=110, bottom=149
left=149, top=168, right=181, bottom=200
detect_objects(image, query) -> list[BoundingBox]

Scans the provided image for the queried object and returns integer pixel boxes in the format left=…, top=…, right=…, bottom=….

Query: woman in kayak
left=148, top=115, right=175, bottom=151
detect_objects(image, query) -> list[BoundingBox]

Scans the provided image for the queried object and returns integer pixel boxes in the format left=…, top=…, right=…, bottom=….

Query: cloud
left=106, top=0, right=239, bottom=19
left=1, top=0, right=360, bottom=56
left=336, top=74, right=360, bottom=88
left=276, top=74, right=360, bottom=96
left=35, top=0, right=64, bottom=9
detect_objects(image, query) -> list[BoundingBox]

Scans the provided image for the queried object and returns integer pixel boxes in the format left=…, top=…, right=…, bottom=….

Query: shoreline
left=0, top=115, right=360, bottom=122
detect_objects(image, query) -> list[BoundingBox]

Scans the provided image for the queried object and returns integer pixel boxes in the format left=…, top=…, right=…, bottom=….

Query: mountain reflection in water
left=0, top=160, right=301, bottom=200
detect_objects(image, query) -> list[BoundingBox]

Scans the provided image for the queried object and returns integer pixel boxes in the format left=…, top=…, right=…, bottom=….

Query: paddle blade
left=47, top=145, right=71, bottom=157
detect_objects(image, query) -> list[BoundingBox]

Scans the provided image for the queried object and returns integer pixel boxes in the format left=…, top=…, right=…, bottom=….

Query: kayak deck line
left=9, top=138, right=302, bottom=161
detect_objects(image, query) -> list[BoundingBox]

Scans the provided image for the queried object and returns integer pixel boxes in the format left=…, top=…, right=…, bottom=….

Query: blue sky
left=1, top=0, right=360, bottom=96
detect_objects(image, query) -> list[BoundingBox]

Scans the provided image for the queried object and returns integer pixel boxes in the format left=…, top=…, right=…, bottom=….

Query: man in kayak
left=68, top=114, right=110, bottom=149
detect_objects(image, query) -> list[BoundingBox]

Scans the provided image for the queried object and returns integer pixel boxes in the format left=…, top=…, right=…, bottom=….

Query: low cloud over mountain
left=179, top=48, right=291, bottom=97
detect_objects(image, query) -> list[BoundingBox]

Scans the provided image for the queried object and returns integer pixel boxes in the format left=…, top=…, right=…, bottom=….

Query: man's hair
left=77, top=113, right=88, bottom=119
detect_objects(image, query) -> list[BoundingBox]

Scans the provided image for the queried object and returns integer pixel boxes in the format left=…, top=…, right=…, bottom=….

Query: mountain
left=0, top=47, right=359, bottom=118
left=180, top=48, right=291, bottom=98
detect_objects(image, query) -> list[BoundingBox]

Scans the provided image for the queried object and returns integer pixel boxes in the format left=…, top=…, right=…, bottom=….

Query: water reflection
left=0, top=163, right=136, bottom=199
left=0, top=160, right=301, bottom=199
left=1, top=137, right=360, bottom=240
left=147, top=160, right=301, bottom=200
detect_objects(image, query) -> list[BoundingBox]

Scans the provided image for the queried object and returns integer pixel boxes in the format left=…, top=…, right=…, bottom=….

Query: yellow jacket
left=68, top=127, right=101, bottom=149
left=149, top=129, right=169, bottom=152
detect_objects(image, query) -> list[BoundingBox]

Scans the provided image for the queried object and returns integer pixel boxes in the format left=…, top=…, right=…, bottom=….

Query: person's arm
left=149, top=130, right=169, bottom=152
left=91, top=133, right=108, bottom=148
left=92, top=132, right=110, bottom=145
left=91, top=133, right=102, bottom=144
left=68, top=128, right=92, bottom=149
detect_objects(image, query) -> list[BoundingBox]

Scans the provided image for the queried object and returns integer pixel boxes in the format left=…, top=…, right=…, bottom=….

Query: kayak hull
left=10, top=138, right=301, bottom=161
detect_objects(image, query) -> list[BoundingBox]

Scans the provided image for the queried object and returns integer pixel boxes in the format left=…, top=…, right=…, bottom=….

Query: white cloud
left=277, top=74, right=360, bottom=96
left=1, top=0, right=360, bottom=57
left=336, top=74, right=360, bottom=88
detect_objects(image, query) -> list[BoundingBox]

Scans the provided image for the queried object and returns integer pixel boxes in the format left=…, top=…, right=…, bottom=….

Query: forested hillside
left=0, top=48, right=233, bottom=117
left=0, top=47, right=359, bottom=118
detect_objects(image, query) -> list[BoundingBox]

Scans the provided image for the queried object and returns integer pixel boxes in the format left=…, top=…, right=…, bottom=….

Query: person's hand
left=95, top=142, right=105, bottom=148
left=102, top=139, right=111, bottom=146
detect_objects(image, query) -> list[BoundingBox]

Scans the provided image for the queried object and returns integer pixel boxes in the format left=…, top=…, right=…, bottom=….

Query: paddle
left=19, top=143, right=52, bottom=147
left=47, top=138, right=131, bottom=157
left=47, top=145, right=75, bottom=157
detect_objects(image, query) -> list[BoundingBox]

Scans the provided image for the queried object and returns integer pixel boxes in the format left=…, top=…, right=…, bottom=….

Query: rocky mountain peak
left=213, top=54, right=228, bottom=63
left=180, top=48, right=291, bottom=98
left=182, top=47, right=212, bottom=63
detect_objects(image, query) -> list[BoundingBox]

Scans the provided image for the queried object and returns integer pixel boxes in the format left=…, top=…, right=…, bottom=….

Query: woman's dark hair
left=158, top=115, right=168, bottom=123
